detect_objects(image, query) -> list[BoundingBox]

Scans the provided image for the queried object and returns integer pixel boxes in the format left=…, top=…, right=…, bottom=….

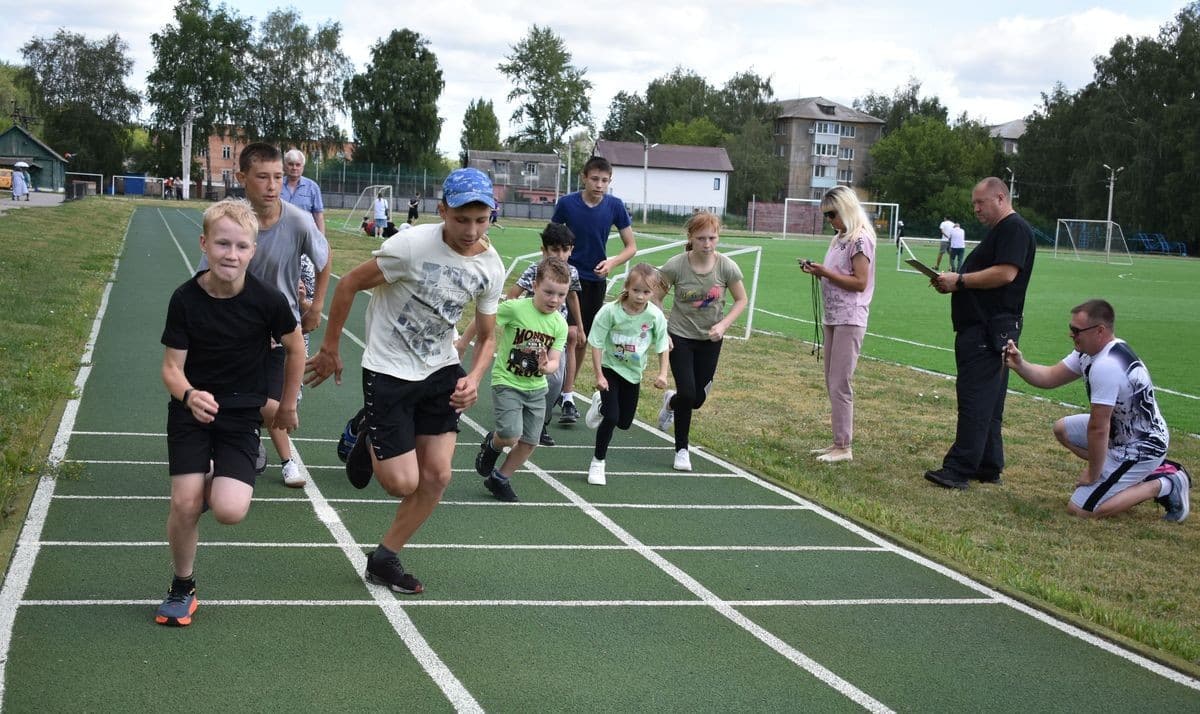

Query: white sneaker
left=673, top=449, right=692, bottom=471
left=587, top=457, right=606, bottom=485
left=281, top=460, right=306, bottom=487
left=657, top=389, right=676, bottom=431
left=585, top=391, right=604, bottom=429
left=816, top=447, right=853, bottom=463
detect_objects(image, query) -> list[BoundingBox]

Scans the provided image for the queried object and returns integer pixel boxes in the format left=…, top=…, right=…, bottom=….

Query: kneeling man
left=1005, top=299, right=1188, bottom=521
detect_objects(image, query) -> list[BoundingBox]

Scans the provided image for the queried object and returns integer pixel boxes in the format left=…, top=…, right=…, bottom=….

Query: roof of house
left=0, top=124, right=69, bottom=164
left=594, top=140, right=734, bottom=173
left=776, top=97, right=883, bottom=125
left=469, top=149, right=559, bottom=163
left=989, top=119, right=1027, bottom=140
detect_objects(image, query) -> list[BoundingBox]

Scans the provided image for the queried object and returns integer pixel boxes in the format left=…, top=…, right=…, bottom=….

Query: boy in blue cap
left=305, top=168, right=504, bottom=593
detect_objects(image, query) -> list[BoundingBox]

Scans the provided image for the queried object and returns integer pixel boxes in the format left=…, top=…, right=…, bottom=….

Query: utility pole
left=181, top=104, right=197, bottom=201
left=634, top=130, right=657, bottom=225
left=1102, top=163, right=1124, bottom=263
left=1005, top=167, right=1016, bottom=204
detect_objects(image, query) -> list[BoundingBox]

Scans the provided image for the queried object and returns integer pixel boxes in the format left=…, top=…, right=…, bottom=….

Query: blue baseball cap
left=442, top=168, right=495, bottom=209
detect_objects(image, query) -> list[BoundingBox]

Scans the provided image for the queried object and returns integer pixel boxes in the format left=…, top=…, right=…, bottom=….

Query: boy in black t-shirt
left=156, top=199, right=305, bottom=626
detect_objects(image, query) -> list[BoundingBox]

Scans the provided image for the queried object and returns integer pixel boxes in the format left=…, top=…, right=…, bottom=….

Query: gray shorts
left=493, top=385, right=548, bottom=445
left=938, top=239, right=950, bottom=254
left=1060, top=413, right=1165, bottom=511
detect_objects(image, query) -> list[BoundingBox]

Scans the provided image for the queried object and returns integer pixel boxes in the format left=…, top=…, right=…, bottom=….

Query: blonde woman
left=799, top=186, right=876, bottom=462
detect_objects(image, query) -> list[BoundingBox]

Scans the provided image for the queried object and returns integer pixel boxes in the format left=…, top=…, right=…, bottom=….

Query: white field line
left=37, top=541, right=885, bottom=552
left=684, top=436, right=1200, bottom=691
left=21, top=597, right=994, bottom=608
left=0, top=217, right=130, bottom=710
left=458, top=414, right=894, bottom=714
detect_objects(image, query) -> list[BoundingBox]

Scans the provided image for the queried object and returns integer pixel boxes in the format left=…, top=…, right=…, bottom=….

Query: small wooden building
left=0, top=125, right=69, bottom=192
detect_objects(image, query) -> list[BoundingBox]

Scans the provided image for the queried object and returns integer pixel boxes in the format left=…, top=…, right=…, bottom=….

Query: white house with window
left=594, top=140, right=733, bottom=215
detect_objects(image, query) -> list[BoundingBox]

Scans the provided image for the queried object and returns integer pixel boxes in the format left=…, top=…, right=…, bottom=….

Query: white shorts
left=1060, top=414, right=1164, bottom=511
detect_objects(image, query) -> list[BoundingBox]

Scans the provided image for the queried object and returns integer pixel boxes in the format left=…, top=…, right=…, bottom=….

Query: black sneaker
left=337, top=409, right=364, bottom=463
left=539, top=427, right=555, bottom=446
left=559, top=400, right=579, bottom=424
left=484, top=474, right=519, bottom=502
left=345, top=432, right=374, bottom=489
left=924, top=468, right=969, bottom=490
left=474, top=431, right=501, bottom=477
left=971, top=470, right=1002, bottom=484
left=364, top=550, right=424, bottom=594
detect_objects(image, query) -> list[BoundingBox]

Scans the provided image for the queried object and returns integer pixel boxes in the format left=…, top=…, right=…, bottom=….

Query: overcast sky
left=1, top=1, right=1189, bottom=157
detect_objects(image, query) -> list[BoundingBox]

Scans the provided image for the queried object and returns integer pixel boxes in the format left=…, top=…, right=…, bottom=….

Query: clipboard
left=905, top=258, right=940, bottom=279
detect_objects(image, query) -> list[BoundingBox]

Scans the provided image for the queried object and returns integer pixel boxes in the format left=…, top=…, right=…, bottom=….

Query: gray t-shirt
left=199, top=201, right=329, bottom=321
left=658, top=252, right=743, bottom=340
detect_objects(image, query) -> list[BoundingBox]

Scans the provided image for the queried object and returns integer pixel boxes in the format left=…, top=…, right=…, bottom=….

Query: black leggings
left=594, top=367, right=639, bottom=460
left=667, top=335, right=723, bottom=451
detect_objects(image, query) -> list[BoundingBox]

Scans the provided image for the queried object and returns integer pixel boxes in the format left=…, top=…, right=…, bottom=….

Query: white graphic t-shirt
left=363, top=223, right=504, bottom=380
left=1062, top=339, right=1169, bottom=461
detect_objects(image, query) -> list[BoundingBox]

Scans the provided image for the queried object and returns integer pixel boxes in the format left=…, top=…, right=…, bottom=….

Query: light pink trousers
left=822, top=324, right=866, bottom=449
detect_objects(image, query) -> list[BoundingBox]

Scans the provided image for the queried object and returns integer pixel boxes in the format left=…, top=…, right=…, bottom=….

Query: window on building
left=838, top=168, right=854, bottom=183
left=839, top=147, right=855, bottom=161
left=812, top=165, right=828, bottom=178
left=812, top=143, right=837, bottom=157
left=774, top=119, right=786, bottom=135
left=524, top=161, right=538, bottom=175
left=198, top=147, right=208, bottom=158
left=713, top=177, right=721, bottom=190
left=811, top=188, right=825, bottom=199
left=220, top=169, right=232, bottom=184
left=817, top=103, right=836, bottom=115
left=493, top=160, right=508, bottom=174
left=776, top=144, right=787, bottom=158
left=839, top=124, right=857, bottom=138
left=814, top=121, right=837, bottom=134
left=221, top=145, right=231, bottom=160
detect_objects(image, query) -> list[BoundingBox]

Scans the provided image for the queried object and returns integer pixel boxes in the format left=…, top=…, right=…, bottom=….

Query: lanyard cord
left=810, top=271, right=824, bottom=360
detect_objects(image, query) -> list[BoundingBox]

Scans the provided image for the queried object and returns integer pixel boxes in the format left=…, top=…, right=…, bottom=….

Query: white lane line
left=458, top=414, right=894, bottom=714
left=37, top=541, right=885, bottom=552
left=22, top=597, right=996, bottom=608
left=0, top=219, right=129, bottom=710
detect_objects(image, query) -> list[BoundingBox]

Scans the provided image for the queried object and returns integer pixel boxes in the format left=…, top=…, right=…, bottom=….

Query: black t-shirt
left=951, top=212, right=1036, bottom=331
left=161, top=271, right=297, bottom=408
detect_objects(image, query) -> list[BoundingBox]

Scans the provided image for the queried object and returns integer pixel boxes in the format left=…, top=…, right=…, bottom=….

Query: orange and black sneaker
left=154, top=578, right=198, bottom=627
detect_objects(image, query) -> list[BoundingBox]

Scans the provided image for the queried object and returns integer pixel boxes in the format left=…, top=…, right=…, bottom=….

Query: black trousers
left=594, top=367, right=639, bottom=460
left=942, top=324, right=1009, bottom=476
left=668, top=334, right=723, bottom=451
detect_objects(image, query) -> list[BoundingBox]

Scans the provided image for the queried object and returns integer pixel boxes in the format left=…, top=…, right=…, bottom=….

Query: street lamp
left=634, top=130, right=658, bottom=225
left=1005, top=167, right=1016, bottom=203
left=1102, top=163, right=1125, bottom=263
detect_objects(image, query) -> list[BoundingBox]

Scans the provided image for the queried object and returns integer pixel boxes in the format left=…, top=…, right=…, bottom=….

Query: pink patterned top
left=820, top=226, right=876, bottom=327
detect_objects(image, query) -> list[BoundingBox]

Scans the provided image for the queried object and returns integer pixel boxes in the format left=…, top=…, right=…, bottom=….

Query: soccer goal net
left=782, top=197, right=901, bottom=245
left=500, top=233, right=764, bottom=341
left=1053, top=219, right=1133, bottom=265
left=896, top=236, right=980, bottom=274
left=341, top=185, right=393, bottom=232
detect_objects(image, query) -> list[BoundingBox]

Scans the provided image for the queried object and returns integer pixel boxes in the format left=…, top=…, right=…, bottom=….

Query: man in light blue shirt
left=281, top=149, right=326, bottom=235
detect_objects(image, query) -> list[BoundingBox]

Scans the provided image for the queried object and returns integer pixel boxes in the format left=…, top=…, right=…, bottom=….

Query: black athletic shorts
left=361, top=364, right=465, bottom=460
left=166, top=403, right=262, bottom=486
left=578, top=280, right=607, bottom=335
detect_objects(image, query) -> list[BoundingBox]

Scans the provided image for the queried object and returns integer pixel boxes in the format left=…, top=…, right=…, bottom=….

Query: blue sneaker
left=337, top=409, right=364, bottom=463
left=155, top=580, right=198, bottom=627
left=1163, top=470, right=1191, bottom=522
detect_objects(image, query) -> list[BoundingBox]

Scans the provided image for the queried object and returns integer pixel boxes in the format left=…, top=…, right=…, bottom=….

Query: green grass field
left=0, top=202, right=1197, bottom=710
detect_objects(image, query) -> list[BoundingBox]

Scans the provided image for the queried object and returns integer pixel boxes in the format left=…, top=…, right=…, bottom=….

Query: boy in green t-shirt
left=474, top=258, right=570, bottom=501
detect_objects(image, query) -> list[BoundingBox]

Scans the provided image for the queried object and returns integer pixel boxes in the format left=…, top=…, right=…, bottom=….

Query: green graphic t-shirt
left=491, top=297, right=568, bottom=391
left=587, top=300, right=669, bottom=384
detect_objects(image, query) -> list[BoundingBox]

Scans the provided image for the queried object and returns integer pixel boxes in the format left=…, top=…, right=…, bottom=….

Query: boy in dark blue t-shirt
left=157, top=199, right=305, bottom=626
left=551, top=156, right=637, bottom=423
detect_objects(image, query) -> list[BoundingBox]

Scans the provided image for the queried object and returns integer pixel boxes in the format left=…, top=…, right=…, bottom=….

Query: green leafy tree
left=344, top=28, right=444, bottom=168
left=869, top=115, right=988, bottom=223
left=723, top=117, right=786, bottom=212
left=0, top=62, right=37, bottom=136
left=600, top=90, right=648, bottom=141
left=853, top=77, right=948, bottom=137
left=660, top=117, right=727, bottom=146
left=242, top=9, right=352, bottom=148
left=497, top=25, right=592, bottom=151
left=19, top=29, right=141, bottom=177
left=147, top=0, right=251, bottom=188
left=712, top=70, right=777, bottom=132
left=459, top=97, right=501, bottom=166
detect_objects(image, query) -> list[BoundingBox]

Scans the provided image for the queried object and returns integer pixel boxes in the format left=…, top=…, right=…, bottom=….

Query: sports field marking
left=21, top=597, right=997, bottom=608
left=756, top=307, right=955, bottom=353
left=0, top=221, right=128, bottom=706
left=37, top=540, right=885, bottom=553
left=458, top=415, right=895, bottom=713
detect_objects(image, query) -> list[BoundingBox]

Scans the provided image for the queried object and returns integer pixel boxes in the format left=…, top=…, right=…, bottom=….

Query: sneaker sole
left=283, top=478, right=307, bottom=488
left=345, top=434, right=374, bottom=489
left=364, top=569, right=424, bottom=594
left=155, top=598, right=198, bottom=627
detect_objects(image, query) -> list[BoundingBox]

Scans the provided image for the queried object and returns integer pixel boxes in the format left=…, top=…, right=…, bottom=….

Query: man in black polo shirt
left=925, top=177, right=1036, bottom=489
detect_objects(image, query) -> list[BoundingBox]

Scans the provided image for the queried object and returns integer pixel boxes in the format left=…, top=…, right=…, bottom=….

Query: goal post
left=341, top=185, right=393, bottom=232
left=1053, top=219, right=1133, bottom=265
left=782, top=197, right=901, bottom=246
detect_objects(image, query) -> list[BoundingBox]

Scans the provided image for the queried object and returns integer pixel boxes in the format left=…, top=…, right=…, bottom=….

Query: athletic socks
left=561, top=392, right=574, bottom=404
left=1158, top=477, right=1174, bottom=498
left=491, top=470, right=510, bottom=484
left=172, top=574, right=196, bottom=592
left=373, top=544, right=397, bottom=561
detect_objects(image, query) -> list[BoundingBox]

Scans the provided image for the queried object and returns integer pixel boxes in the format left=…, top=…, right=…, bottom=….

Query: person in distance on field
left=1005, top=299, right=1187, bottom=521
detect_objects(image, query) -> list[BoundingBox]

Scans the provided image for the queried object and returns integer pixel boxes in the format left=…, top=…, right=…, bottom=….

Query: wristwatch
left=956, top=273, right=965, bottom=291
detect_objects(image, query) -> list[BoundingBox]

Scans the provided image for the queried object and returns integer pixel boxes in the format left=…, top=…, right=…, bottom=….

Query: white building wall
left=609, top=165, right=730, bottom=213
